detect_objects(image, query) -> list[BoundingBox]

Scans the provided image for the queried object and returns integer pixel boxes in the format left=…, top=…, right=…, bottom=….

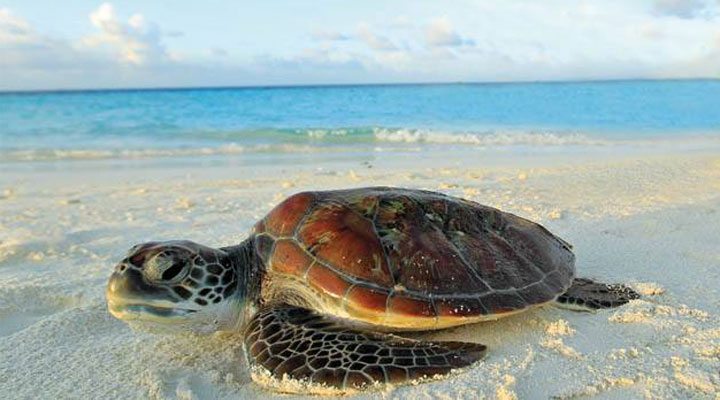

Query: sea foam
left=0, top=129, right=610, bottom=162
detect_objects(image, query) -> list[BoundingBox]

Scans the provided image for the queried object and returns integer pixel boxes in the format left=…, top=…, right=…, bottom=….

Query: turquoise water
left=1, top=80, right=719, bottom=161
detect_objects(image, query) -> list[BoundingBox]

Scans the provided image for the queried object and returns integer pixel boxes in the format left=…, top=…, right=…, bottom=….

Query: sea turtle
left=106, top=187, right=639, bottom=394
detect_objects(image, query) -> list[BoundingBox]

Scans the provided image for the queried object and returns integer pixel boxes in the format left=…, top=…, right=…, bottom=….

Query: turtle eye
left=145, top=251, right=190, bottom=284
left=162, top=260, right=186, bottom=281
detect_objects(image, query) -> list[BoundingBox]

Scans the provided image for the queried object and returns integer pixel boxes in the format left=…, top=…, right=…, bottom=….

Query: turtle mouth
left=108, top=300, right=198, bottom=321
left=106, top=265, right=200, bottom=323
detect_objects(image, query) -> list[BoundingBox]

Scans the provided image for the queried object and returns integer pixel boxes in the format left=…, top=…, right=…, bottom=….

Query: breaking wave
left=370, top=128, right=607, bottom=145
left=0, top=127, right=619, bottom=162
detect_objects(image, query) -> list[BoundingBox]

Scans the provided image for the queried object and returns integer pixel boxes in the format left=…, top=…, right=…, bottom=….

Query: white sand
left=1, top=146, right=719, bottom=399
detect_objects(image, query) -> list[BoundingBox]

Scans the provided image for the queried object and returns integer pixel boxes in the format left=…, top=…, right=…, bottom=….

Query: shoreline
left=3, top=131, right=720, bottom=164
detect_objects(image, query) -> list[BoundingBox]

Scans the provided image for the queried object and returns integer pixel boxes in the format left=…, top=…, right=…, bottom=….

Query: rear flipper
left=243, top=304, right=486, bottom=394
left=556, top=278, right=640, bottom=310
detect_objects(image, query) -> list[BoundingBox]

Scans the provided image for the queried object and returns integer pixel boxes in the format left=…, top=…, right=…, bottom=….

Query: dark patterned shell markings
left=252, top=187, right=575, bottom=329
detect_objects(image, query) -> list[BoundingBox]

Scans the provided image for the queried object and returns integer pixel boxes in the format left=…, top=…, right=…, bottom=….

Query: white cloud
left=82, top=3, right=168, bottom=65
left=239, top=2, right=720, bottom=84
left=0, top=8, right=101, bottom=72
left=425, top=17, right=473, bottom=47
left=1, top=1, right=720, bottom=90
left=0, top=4, right=190, bottom=90
left=1, top=3, right=171, bottom=69
left=0, top=8, right=33, bottom=44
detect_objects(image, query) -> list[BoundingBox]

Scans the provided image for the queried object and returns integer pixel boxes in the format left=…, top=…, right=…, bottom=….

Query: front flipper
left=243, top=304, right=486, bottom=393
left=556, top=278, right=640, bottom=310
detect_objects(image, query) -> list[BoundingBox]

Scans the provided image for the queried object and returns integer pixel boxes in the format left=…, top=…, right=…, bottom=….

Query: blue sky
left=1, top=0, right=719, bottom=90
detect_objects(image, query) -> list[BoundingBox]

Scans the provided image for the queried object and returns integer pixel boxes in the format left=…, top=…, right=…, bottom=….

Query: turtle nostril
left=116, top=264, right=127, bottom=273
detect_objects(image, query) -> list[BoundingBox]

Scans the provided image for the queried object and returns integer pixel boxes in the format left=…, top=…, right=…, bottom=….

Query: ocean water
left=1, top=80, right=719, bottom=162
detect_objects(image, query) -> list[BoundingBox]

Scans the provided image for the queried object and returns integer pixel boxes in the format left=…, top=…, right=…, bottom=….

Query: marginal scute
left=435, top=297, right=486, bottom=317
left=345, top=285, right=388, bottom=315
left=478, top=292, right=528, bottom=314
left=264, top=192, right=315, bottom=237
left=544, top=269, right=572, bottom=294
left=516, top=283, right=556, bottom=305
left=388, top=294, right=435, bottom=318
left=307, top=264, right=352, bottom=299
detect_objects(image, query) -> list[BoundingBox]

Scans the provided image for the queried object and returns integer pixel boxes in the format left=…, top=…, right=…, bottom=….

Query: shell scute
left=252, top=219, right=266, bottom=235
left=375, top=196, right=487, bottom=294
left=387, top=293, right=435, bottom=318
left=478, top=292, right=528, bottom=314
left=435, top=297, right=487, bottom=317
left=269, top=239, right=314, bottom=276
left=264, top=192, right=315, bottom=237
left=333, top=191, right=380, bottom=218
left=298, top=202, right=393, bottom=287
left=543, top=269, right=573, bottom=294
left=306, top=263, right=352, bottom=299
left=482, top=234, right=545, bottom=290
left=344, top=285, right=388, bottom=318
left=516, top=283, right=556, bottom=305
left=502, top=221, right=575, bottom=275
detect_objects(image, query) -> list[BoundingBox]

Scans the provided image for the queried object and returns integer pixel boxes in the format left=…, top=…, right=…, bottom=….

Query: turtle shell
left=252, top=187, right=575, bottom=330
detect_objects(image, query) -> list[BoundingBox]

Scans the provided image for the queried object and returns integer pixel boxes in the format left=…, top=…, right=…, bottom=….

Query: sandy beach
left=1, top=144, right=719, bottom=399
left=3, top=0, right=720, bottom=398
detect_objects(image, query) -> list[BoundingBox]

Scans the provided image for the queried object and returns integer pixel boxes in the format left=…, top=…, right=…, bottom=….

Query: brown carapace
left=252, top=187, right=576, bottom=331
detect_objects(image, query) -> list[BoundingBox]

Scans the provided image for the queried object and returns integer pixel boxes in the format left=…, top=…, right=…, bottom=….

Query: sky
left=0, top=0, right=719, bottom=90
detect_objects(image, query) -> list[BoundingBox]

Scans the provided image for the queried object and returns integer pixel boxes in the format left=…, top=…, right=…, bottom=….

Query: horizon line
left=0, top=77, right=718, bottom=95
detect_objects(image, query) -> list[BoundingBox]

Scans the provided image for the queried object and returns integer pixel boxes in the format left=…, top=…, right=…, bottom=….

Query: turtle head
left=106, top=240, right=246, bottom=334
